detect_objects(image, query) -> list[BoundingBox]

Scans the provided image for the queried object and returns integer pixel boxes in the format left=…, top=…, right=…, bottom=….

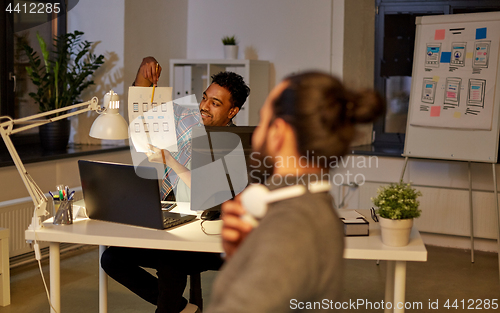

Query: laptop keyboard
left=162, top=213, right=196, bottom=229
left=161, top=202, right=177, bottom=211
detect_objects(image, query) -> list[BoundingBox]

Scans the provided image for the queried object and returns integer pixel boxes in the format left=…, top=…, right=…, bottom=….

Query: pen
left=151, top=63, right=159, bottom=103
left=68, top=191, right=75, bottom=201
left=59, top=190, right=64, bottom=200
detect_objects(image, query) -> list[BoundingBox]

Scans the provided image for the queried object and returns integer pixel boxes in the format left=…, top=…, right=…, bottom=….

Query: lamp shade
left=89, top=90, right=129, bottom=140
left=89, top=112, right=129, bottom=139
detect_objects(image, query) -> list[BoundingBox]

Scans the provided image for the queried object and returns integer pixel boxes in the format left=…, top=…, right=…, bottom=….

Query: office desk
left=25, top=202, right=221, bottom=313
left=344, top=210, right=427, bottom=313
left=26, top=206, right=426, bottom=313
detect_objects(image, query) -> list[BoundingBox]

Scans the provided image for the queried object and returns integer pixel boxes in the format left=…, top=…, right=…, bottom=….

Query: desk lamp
left=0, top=90, right=128, bottom=230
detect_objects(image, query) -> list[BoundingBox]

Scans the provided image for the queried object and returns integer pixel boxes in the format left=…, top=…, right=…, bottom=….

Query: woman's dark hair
left=211, top=72, right=251, bottom=110
left=272, top=71, right=384, bottom=167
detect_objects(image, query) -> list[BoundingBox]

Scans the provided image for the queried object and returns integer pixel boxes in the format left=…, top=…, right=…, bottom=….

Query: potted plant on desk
left=22, top=30, right=104, bottom=151
left=371, top=182, right=422, bottom=247
left=222, top=35, right=238, bottom=59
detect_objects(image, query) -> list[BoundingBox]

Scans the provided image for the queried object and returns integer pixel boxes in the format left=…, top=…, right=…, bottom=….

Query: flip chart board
left=404, top=12, right=500, bottom=163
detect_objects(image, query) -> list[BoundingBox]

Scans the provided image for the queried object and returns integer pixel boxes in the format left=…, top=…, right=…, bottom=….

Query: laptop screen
left=78, top=160, right=165, bottom=229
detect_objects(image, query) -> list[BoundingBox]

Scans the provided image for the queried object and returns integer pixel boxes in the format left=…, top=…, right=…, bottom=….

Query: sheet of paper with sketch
left=128, top=87, right=178, bottom=152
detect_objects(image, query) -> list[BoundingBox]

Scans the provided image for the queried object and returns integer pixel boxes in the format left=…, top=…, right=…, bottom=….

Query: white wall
left=186, top=0, right=375, bottom=145
left=123, top=0, right=188, bottom=91
left=67, top=0, right=126, bottom=145
left=68, top=0, right=126, bottom=99
left=186, top=0, right=333, bottom=87
left=331, top=0, right=345, bottom=79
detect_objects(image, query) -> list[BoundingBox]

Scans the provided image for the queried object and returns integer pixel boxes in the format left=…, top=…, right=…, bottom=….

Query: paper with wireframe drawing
left=128, top=87, right=178, bottom=153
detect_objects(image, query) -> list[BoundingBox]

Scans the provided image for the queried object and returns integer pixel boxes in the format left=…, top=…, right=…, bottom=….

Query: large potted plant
left=371, top=182, right=422, bottom=247
left=22, top=30, right=104, bottom=151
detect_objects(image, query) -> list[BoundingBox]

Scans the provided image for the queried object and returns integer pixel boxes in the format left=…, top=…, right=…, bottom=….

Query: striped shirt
left=160, top=105, right=202, bottom=200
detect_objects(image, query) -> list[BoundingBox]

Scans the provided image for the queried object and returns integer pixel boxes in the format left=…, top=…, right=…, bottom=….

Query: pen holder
left=53, top=199, right=73, bottom=225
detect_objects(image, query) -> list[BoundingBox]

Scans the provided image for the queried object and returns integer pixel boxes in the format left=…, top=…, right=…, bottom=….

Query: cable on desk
left=200, top=220, right=221, bottom=236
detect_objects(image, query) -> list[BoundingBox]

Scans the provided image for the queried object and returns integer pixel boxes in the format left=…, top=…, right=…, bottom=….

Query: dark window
left=1, top=0, right=67, bottom=144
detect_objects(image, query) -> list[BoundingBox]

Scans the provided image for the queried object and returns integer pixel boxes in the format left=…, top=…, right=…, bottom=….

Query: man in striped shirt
left=137, top=57, right=249, bottom=201
left=101, top=57, right=250, bottom=313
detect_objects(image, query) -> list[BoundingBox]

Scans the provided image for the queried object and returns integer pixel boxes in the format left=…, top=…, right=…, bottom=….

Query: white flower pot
left=224, top=45, right=238, bottom=59
left=379, top=217, right=413, bottom=247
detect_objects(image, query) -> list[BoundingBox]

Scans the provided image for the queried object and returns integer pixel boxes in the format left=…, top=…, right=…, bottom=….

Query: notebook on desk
left=78, top=160, right=196, bottom=230
left=337, top=209, right=369, bottom=236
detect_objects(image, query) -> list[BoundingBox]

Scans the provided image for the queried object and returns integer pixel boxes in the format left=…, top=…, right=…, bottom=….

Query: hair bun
left=351, top=90, right=385, bottom=124
left=273, top=71, right=385, bottom=164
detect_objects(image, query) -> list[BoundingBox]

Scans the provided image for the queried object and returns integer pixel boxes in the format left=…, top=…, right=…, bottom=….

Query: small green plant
left=221, top=35, right=237, bottom=45
left=371, top=182, right=422, bottom=220
left=22, top=30, right=104, bottom=115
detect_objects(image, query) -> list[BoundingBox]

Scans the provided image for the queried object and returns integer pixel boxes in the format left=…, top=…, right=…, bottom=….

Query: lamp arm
left=0, top=126, right=47, bottom=223
left=1, top=97, right=100, bottom=136
left=0, top=96, right=100, bottom=229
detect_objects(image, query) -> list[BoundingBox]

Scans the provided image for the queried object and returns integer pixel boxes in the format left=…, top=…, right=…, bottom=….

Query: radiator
left=0, top=190, right=83, bottom=258
left=0, top=196, right=37, bottom=257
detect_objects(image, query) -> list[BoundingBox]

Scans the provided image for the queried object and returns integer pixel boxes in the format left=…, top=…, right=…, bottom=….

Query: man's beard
left=248, top=137, right=275, bottom=185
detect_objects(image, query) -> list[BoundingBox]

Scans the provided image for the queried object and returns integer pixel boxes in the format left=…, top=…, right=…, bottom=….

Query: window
left=1, top=0, right=67, bottom=121
left=373, top=0, right=500, bottom=146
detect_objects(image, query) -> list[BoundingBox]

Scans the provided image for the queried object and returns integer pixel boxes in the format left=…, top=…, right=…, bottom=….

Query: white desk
left=25, top=202, right=222, bottom=313
left=344, top=210, right=428, bottom=313
left=26, top=206, right=426, bottom=313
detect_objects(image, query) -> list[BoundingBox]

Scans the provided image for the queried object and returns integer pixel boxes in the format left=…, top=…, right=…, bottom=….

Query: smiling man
left=199, top=75, right=245, bottom=126
left=135, top=57, right=250, bottom=195
left=134, top=56, right=248, bottom=127
left=100, top=57, right=250, bottom=313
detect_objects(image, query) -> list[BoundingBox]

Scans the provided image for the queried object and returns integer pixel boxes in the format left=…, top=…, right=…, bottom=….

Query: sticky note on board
left=453, top=112, right=461, bottom=118
left=432, top=76, right=440, bottom=82
left=476, top=27, right=487, bottom=40
left=466, top=52, right=473, bottom=59
left=434, top=29, right=446, bottom=40
left=440, top=52, right=451, bottom=63
left=430, top=106, right=441, bottom=117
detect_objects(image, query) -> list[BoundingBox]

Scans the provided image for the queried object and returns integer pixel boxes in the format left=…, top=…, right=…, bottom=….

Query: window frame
left=0, top=0, right=15, bottom=117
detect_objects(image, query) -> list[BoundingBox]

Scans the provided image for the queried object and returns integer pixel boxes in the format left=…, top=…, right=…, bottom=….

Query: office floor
left=0, top=245, right=498, bottom=313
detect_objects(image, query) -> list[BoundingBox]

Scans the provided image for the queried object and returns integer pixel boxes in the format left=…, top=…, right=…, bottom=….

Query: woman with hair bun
left=206, top=71, right=384, bottom=313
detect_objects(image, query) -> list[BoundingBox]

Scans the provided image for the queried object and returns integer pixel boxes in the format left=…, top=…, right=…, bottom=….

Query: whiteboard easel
left=402, top=12, right=500, bottom=278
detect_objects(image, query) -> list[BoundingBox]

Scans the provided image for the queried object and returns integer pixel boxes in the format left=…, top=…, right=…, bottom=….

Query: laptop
left=78, top=160, right=196, bottom=230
